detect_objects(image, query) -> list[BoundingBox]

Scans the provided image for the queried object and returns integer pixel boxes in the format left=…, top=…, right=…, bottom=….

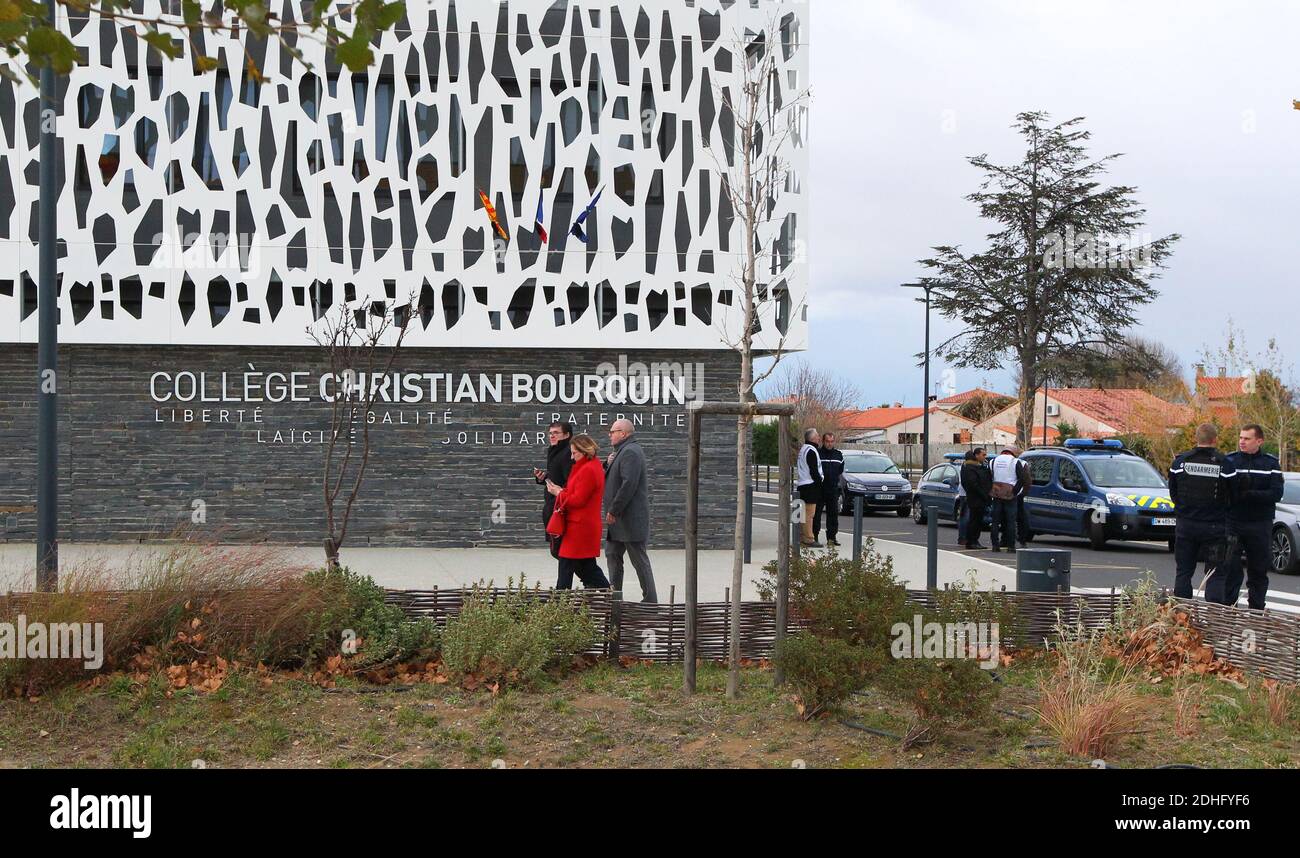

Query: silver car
left=1273, top=474, right=1300, bottom=574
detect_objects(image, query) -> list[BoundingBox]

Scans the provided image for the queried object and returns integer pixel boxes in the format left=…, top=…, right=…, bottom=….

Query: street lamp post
left=36, top=0, right=59, bottom=591
left=902, top=282, right=944, bottom=475
left=922, top=287, right=930, bottom=473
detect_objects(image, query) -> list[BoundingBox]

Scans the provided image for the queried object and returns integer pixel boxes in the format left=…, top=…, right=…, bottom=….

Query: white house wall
left=0, top=0, right=809, bottom=349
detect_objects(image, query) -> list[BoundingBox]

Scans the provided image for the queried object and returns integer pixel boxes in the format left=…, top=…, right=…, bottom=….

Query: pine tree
left=920, top=112, right=1180, bottom=446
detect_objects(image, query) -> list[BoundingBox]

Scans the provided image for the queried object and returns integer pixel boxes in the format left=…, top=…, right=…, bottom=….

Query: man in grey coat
left=604, top=418, right=658, bottom=603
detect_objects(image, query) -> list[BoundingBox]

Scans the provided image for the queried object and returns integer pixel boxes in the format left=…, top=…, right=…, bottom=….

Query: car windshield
left=1078, top=455, right=1166, bottom=489
left=845, top=455, right=899, bottom=475
left=1283, top=480, right=1300, bottom=505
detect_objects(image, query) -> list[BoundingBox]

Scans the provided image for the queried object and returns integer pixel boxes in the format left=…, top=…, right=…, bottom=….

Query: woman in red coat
left=546, top=434, right=612, bottom=590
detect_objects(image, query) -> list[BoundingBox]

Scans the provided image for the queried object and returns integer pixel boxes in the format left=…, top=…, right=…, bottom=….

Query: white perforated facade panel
left=0, top=0, right=809, bottom=350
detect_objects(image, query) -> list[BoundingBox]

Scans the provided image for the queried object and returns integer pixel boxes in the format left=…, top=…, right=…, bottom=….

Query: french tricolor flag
left=534, top=192, right=548, bottom=245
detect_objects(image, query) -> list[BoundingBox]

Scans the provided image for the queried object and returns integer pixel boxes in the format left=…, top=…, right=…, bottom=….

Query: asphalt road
left=754, top=495, right=1300, bottom=611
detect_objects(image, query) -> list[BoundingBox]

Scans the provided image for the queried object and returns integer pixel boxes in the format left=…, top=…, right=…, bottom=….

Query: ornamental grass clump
left=1034, top=615, right=1150, bottom=758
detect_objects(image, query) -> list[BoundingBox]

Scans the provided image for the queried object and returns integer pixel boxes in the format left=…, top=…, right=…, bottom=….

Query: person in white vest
left=795, top=428, right=824, bottom=547
left=989, top=446, right=1028, bottom=552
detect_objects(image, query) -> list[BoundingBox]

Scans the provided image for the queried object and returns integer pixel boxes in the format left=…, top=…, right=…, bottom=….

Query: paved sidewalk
left=0, top=521, right=1012, bottom=601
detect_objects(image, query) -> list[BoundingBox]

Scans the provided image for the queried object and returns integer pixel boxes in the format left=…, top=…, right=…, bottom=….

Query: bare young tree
left=309, top=297, right=415, bottom=569
left=953, top=391, right=1015, bottom=425
left=707, top=16, right=810, bottom=699
left=1045, top=334, right=1185, bottom=395
left=767, top=361, right=862, bottom=448
left=1202, top=322, right=1300, bottom=468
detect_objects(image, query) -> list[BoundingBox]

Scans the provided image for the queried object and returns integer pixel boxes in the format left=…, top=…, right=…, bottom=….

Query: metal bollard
left=926, top=501, right=939, bottom=590
left=852, top=495, right=864, bottom=564
left=744, top=485, right=753, bottom=564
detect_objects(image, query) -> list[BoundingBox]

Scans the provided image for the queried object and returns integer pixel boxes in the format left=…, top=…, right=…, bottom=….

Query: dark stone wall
left=0, top=346, right=743, bottom=550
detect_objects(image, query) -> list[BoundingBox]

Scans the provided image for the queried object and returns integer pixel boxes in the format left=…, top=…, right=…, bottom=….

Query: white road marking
left=1073, top=586, right=1300, bottom=614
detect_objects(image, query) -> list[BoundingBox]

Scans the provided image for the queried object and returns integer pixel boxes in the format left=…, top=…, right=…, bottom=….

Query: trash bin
left=1016, top=548, right=1071, bottom=593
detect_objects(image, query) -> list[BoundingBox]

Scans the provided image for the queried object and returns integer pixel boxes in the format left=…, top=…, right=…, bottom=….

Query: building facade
left=841, top=406, right=974, bottom=447
left=0, top=0, right=810, bottom=549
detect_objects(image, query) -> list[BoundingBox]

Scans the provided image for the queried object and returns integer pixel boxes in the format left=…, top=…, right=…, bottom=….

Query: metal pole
left=852, top=495, right=864, bottom=564
left=36, top=0, right=60, bottom=592
left=926, top=503, right=939, bottom=590
left=774, top=414, right=792, bottom=686
left=743, top=484, right=753, bottom=564
left=921, top=286, right=931, bottom=475
left=1042, top=380, right=1049, bottom=447
left=683, top=411, right=701, bottom=694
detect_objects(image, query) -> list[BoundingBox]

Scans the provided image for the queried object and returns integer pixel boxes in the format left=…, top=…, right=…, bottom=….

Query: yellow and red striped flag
left=477, top=189, right=509, bottom=242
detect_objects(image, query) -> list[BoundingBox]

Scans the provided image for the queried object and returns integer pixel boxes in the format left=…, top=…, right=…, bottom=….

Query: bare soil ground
left=1, top=659, right=1296, bottom=769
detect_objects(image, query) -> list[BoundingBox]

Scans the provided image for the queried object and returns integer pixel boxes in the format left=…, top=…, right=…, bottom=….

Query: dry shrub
left=1103, top=577, right=1242, bottom=682
left=1262, top=679, right=1297, bottom=728
left=1106, top=603, right=1241, bottom=681
left=1172, top=682, right=1205, bottom=738
left=102, top=543, right=325, bottom=666
left=1034, top=616, right=1151, bottom=758
left=0, top=542, right=372, bottom=698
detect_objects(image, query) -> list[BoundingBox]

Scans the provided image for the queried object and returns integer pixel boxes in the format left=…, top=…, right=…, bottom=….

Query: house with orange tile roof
left=983, top=424, right=1061, bottom=448
left=934, top=387, right=1011, bottom=410
left=974, top=388, right=1193, bottom=444
left=841, top=405, right=976, bottom=446
left=1195, top=373, right=1248, bottom=425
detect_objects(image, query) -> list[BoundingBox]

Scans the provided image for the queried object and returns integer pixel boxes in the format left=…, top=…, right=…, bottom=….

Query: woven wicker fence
left=385, top=587, right=1300, bottom=683
left=1171, top=599, right=1300, bottom=684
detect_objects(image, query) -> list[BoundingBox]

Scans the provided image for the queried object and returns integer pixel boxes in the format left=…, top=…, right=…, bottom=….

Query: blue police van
left=1020, top=439, right=1177, bottom=551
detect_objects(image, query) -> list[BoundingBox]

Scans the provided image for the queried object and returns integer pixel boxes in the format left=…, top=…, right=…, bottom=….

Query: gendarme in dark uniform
left=1223, top=429, right=1283, bottom=609
left=815, top=438, right=845, bottom=546
left=1168, top=427, right=1238, bottom=601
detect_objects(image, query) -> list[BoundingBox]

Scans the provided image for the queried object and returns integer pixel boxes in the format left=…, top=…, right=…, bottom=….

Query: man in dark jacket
left=1169, top=423, right=1238, bottom=601
left=1222, top=424, right=1283, bottom=609
left=535, top=422, right=573, bottom=534
left=960, top=448, right=992, bottom=550
left=815, top=432, right=845, bottom=547
left=604, top=419, right=658, bottom=603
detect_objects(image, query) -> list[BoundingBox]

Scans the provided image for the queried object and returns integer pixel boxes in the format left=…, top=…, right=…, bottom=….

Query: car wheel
left=897, top=505, right=911, bottom=518
left=913, top=499, right=927, bottom=525
left=1272, top=527, right=1298, bottom=574
left=1087, top=513, right=1108, bottom=551
left=1167, top=538, right=1176, bottom=553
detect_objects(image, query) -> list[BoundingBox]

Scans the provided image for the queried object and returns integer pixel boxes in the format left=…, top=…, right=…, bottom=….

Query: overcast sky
left=774, top=0, right=1300, bottom=407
